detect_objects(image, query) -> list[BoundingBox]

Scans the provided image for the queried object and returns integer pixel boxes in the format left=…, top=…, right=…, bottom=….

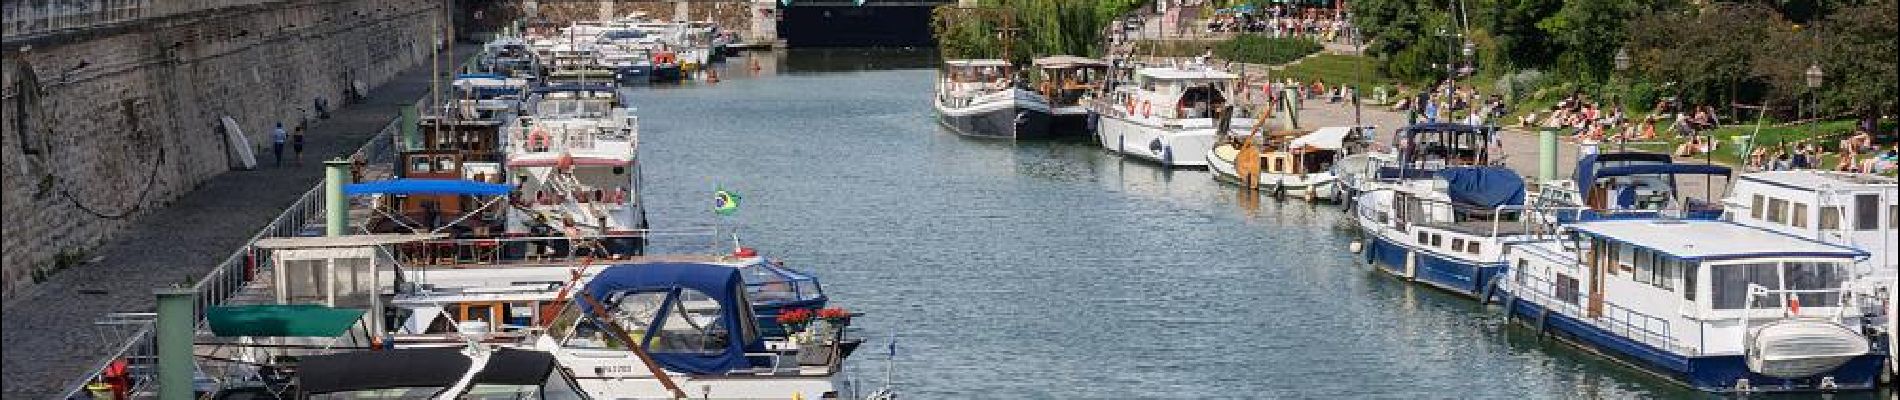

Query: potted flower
left=816, top=307, right=850, bottom=326
left=775, top=308, right=813, bottom=335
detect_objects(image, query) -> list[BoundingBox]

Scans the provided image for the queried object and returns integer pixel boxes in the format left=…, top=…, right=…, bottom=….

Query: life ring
left=527, top=128, right=550, bottom=151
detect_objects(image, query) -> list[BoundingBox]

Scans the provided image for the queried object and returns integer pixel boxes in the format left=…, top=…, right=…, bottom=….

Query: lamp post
left=1614, top=47, right=1631, bottom=151
left=1803, top=64, right=1823, bottom=121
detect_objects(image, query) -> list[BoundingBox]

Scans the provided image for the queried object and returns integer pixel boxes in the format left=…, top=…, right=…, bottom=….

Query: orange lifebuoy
left=527, top=128, right=550, bottom=151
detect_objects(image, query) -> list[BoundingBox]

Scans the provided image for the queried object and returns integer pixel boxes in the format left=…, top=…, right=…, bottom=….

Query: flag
left=887, top=332, right=897, bottom=357
left=713, top=189, right=741, bottom=216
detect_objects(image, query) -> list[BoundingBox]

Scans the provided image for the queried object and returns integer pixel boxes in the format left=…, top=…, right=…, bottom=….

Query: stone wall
left=0, top=0, right=444, bottom=300
left=528, top=0, right=757, bottom=40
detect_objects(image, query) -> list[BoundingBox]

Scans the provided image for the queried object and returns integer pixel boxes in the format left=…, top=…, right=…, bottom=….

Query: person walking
left=291, top=125, right=306, bottom=166
left=271, top=122, right=287, bottom=167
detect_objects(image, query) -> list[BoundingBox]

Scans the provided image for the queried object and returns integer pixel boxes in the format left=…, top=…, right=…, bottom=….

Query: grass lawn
left=1265, top=54, right=1395, bottom=95
left=1545, top=119, right=1869, bottom=168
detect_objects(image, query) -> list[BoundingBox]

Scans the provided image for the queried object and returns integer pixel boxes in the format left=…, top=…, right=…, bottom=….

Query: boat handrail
left=1511, top=268, right=1688, bottom=354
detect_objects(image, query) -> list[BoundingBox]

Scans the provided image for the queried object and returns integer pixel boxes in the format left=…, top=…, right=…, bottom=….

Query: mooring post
left=1538, top=129, right=1558, bottom=182
left=400, top=104, right=419, bottom=151
left=155, top=287, right=197, bottom=400
left=325, top=158, right=351, bottom=237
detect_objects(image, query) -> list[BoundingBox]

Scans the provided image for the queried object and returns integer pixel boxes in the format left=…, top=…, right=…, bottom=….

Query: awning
left=343, top=179, right=512, bottom=196
left=1288, top=126, right=1355, bottom=150
left=206, top=305, right=365, bottom=338
left=297, top=348, right=470, bottom=394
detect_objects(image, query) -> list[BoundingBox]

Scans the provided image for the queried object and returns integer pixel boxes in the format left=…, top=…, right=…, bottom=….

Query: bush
left=1214, top=35, right=1323, bottom=65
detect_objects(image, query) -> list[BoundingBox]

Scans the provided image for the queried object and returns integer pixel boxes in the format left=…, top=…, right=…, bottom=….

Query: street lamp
left=1459, top=42, right=1475, bottom=77
left=1804, top=64, right=1823, bottom=121
left=1614, top=48, right=1631, bottom=72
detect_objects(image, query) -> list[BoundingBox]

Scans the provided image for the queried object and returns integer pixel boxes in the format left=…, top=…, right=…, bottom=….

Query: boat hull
left=1362, top=230, right=1501, bottom=297
left=1049, top=106, right=1093, bottom=138
left=935, top=90, right=1054, bottom=140
left=1206, top=149, right=1341, bottom=200
left=1501, top=298, right=1889, bottom=392
left=650, top=64, right=683, bottom=83
left=1095, top=115, right=1223, bottom=168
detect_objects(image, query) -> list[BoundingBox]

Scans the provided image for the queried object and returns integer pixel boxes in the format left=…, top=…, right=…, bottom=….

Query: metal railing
left=1510, top=268, right=1687, bottom=355
left=53, top=119, right=399, bottom=400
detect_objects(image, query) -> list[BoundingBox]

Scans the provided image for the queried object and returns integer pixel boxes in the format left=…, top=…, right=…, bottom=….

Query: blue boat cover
left=1438, top=167, right=1525, bottom=207
left=343, top=179, right=512, bottom=196
left=582, top=263, right=759, bottom=375
left=1571, top=152, right=1676, bottom=197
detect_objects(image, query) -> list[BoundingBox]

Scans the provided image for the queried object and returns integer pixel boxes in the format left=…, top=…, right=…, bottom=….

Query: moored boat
left=1208, top=125, right=1368, bottom=201
left=1030, top=56, right=1109, bottom=137
left=934, top=59, right=1053, bottom=139
left=1352, top=123, right=1537, bottom=297
left=1094, top=64, right=1249, bottom=167
left=1498, top=218, right=1889, bottom=392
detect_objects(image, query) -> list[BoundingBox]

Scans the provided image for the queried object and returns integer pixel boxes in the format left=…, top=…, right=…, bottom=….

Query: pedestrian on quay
left=271, top=122, right=287, bottom=167
left=292, top=125, right=306, bottom=166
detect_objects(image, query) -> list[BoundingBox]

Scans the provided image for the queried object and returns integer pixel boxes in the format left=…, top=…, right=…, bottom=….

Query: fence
left=53, top=119, right=399, bottom=400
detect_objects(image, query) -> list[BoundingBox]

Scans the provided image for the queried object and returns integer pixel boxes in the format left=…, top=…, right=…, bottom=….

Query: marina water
left=629, top=49, right=1884, bottom=398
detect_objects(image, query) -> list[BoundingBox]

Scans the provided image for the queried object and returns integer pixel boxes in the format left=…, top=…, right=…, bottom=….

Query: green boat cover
left=206, top=305, right=365, bottom=338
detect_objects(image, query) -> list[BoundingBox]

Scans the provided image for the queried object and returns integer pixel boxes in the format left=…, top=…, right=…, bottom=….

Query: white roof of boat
left=1033, top=55, right=1107, bottom=67
left=256, top=234, right=446, bottom=249
left=946, top=59, right=1011, bottom=67
left=1569, top=220, right=1865, bottom=261
left=1137, top=67, right=1237, bottom=80
left=1288, top=126, right=1357, bottom=150
left=1738, top=171, right=1898, bottom=191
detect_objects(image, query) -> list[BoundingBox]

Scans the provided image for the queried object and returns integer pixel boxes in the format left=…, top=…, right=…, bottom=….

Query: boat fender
left=1348, top=241, right=1363, bottom=253
left=556, top=152, right=574, bottom=172
left=1141, top=100, right=1151, bottom=118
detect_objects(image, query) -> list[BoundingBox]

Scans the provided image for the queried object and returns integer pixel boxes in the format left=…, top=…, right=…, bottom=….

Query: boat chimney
left=325, top=158, right=351, bottom=236
left=155, top=287, right=197, bottom=400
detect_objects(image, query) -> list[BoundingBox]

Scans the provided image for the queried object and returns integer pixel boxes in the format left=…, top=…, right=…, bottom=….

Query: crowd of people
left=1751, top=130, right=1900, bottom=174
left=1205, top=6, right=1353, bottom=43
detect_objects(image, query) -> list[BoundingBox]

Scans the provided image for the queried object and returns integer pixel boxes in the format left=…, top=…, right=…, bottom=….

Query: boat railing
left=53, top=117, right=401, bottom=400
left=1512, top=270, right=1687, bottom=354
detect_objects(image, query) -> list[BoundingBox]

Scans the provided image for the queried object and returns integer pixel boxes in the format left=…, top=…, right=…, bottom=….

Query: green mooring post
left=400, top=105, right=419, bottom=151
left=156, top=287, right=197, bottom=400
left=1539, top=129, right=1559, bottom=182
left=325, top=158, right=350, bottom=237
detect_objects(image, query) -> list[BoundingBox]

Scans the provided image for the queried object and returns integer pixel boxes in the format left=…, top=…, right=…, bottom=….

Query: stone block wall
left=0, top=0, right=444, bottom=300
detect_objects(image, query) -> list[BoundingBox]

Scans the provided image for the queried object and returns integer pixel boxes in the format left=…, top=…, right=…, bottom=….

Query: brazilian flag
left=714, top=189, right=741, bottom=216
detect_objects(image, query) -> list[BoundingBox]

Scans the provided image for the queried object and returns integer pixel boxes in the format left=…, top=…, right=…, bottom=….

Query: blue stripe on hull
left=1504, top=297, right=1888, bottom=392
left=1364, top=234, right=1497, bottom=297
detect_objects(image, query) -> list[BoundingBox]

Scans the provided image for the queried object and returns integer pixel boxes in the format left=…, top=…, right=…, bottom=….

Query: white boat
left=933, top=59, right=1053, bottom=139
left=1094, top=65, right=1251, bottom=167
left=504, top=85, right=647, bottom=257
left=1208, top=125, right=1368, bottom=201
left=1498, top=218, right=1888, bottom=392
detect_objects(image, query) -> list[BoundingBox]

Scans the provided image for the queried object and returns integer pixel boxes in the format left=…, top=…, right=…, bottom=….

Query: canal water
left=622, top=50, right=1876, bottom=398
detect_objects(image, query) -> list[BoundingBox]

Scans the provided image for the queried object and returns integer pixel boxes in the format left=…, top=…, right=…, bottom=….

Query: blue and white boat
left=1498, top=219, right=1889, bottom=392
left=1353, top=123, right=1536, bottom=297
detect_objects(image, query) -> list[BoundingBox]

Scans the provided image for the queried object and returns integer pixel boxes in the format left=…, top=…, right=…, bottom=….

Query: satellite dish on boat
left=221, top=116, right=257, bottom=170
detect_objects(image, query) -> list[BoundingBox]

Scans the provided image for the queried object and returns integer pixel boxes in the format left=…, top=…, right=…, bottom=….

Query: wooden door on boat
left=1586, top=238, right=1606, bottom=318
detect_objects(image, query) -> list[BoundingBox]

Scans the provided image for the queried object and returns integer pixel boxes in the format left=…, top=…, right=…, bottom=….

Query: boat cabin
left=1384, top=123, right=1495, bottom=176
left=1031, top=56, right=1108, bottom=109
left=940, top=59, right=1014, bottom=90
left=1121, top=67, right=1235, bottom=120
left=1532, top=152, right=1732, bottom=221
left=1724, top=171, right=1897, bottom=300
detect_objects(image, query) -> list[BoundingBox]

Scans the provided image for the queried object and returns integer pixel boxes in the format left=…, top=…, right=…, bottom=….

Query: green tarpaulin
left=206, top=305, right=365, bottom=338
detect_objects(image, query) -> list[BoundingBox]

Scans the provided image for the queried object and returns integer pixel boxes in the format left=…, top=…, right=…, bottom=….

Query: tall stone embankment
left=1, top=0, right=444, bottom=301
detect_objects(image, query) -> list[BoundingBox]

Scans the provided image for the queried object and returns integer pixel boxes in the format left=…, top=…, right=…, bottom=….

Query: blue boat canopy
left=1571, top=152, right=1678, bottom=195
left=343, top=179, right=512, bottom=196
left=580, top=263, right=761, bottom=375
left=1438, top=166, right=1525, bottom=207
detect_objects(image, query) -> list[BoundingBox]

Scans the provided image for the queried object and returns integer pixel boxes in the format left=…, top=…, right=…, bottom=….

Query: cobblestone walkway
left=1, top=46, right=473, bottom=399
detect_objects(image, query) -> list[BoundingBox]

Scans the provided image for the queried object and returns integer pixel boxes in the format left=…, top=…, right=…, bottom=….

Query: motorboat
left=504, top=85, right=647, bottom=257
left=1352, top=123, right=1538, bottom=297
left=1094, top=64, right=1250, bottom=167
left=1526, top=151, right=1731, bottom=222
left=933, top=59, right=1053, bottom=139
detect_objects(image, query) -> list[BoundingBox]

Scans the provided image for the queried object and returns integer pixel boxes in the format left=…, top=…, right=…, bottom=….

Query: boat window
left=1653, top=253, right=1675, bottom=291
left=1681, top=260, right=1698, bottom=301
left=1514, top=259, right=1528, bottom=285
left=1853, top=194, right=1880, bottom=230
left=1791, top=203, right=1808, bottom=228
left=1891, top=204, right=1898, bottom=228
left=1429, top=234, right=1441, bottom=247
left=558, top=291, right=668, bottom=350
left=434, top=156, right=456, bottom=173
left=1555, top=274, right=1580, bottom=305
left=1616, top=242, right=1635, bottom=274
left=540, top=366, right=586, bottom=400
left=1466, top=241, right=1480, bottom=255
left=1711, top=262, right=1781, bottom=310
left=650, top=289, right=729, bottom=355
left=1451, top=238, right=1465, bottom=252
left=1417, top=231, right=1428, bottom=245
left=1632, top=248, right=1654, bottom=285
left=411, top=157, right=433, bottom=174
left=1784, top=262, right=1845, bottom=307
left=1766, top=198, right=1788, bottom=224
left=283, top=259, right=329, bottom=304
left=1820, top=206, right=1842, bottom=230
left=1750, top=195, right=1763, bottom=219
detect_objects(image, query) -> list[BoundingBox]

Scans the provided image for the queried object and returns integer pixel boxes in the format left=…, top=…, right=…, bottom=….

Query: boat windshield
left=1708, top=261, right=1848, bottom=310
left=537, top=99, right=610, bottom=117
left=740, top=261, right=823, bottom=304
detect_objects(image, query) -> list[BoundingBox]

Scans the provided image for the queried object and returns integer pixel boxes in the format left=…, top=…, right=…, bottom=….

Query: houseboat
left=1498, top=219, right=1889, bottom=392
left=1094, top=65, right=1249, bottom=167
left=933, top=59, right=1053, bottom=139
left=1030, top=56, right=1109, bottom=136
